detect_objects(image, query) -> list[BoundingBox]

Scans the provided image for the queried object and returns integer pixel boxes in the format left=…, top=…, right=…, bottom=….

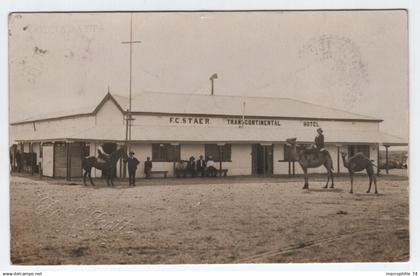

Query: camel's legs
left=323, top=163, right=330, bottom=188
left=322, top=161, right=334, bottom=189
left=302, top=167, right=309, bottom=189
left=110, top=169, right=115, bottom=186
left=323, top=177, right=329, bottom=189
left=323, top=170, right=329, bottom=189
left=373, top=174, right=378, bottom=194
left=367, top=170, right=372, bottom=193
left=88, top=170, right=94, bottom=186
left=329, top=169, right=334, bottom=188
left=83, top=170, right=87, bottom=185
left=349, top=172, right=354, bottom=193
left=366, top=166, right=378, bottom=194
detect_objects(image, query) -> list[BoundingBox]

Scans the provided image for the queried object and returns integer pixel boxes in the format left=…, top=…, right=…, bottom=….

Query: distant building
left=10, top=92, right=407, bottom=178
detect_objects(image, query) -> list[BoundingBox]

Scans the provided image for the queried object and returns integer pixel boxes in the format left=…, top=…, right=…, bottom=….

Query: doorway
left=252, top=144, right=273, bottom=176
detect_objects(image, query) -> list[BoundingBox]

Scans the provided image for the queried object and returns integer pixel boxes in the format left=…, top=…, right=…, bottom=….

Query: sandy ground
left=10, top=173, right=409, bottom=265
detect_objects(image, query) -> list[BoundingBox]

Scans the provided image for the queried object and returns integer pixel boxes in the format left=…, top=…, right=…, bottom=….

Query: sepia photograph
left=8, top=10, right=409, bottom=265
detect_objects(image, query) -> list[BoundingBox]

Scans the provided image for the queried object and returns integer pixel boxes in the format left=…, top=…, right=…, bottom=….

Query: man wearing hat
left=315, top=128, right=325, bottom=151
left=197, top=155, right=207, bottom=177
left=304, top=128, right=325, bottom=162
left=187, top=156, right=197, bottom=177
left=144, top=156, right=153, bottom=179
left=126, top=151, right=140, bottom=186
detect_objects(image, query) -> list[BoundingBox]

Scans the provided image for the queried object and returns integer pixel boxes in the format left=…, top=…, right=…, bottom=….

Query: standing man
left=15, top=150, right=22, bottom=173
left=197, top=155, right=206, bottom=177
left=188, top=156, right=196, bottom=177
left=126, top=151, right=140, bottom=186
left=144, top=156, right=153, bottom=179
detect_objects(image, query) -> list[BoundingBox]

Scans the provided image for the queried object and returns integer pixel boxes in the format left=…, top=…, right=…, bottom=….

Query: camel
left=286, top=138, right=334, bottom=189
left=340, top=152, right=377, bottom=194
left=82, top=146, right=128, bottom=186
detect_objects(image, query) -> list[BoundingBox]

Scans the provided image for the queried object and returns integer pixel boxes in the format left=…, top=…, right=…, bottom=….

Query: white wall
left=222, top=144, right=252, bottom=176
left=10, top=98, right=125, bottom=143
left=150, top=162, right=175, bottom=177
left=134, top=114, right=380, bottom=132
left=370, top=145, right=378, bottom=165
left=32, top=142, right=40, bottom=158
left=328, top=146, right=338, bottom=173
left=95, top=100, right=124, bottom=126
left=274, top=143, right=288, bottom=175
left=23, top=143, right=30, bottom=152
left=338, top=146, right=349, bottom=173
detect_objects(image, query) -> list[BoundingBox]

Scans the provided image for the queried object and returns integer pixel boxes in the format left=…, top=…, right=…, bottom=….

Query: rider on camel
left=315, top=128, right=325, bottom=151
left=304, top=128, right=325, bottom=162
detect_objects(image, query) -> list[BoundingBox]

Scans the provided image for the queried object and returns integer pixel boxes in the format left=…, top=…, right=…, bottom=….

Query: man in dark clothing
left=315, top=128, right=325, bottom=151
left=197, top=155, right=206, bottom=177
left=304, top=128, right=326, bottom=162
left=187, top=156, right=196, bottom=177
left=15, top=150, right=22, bottom=173
left=125, top=151, right=140, bottom=186
left=144, top=157, right=152, bottom=179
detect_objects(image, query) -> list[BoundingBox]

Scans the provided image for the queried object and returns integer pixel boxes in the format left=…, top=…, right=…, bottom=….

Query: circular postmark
left=296, top=34, right=369, bottom=109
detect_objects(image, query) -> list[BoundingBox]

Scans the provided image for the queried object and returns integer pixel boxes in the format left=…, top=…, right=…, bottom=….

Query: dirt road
left=10, top=174, right=409, bottom=264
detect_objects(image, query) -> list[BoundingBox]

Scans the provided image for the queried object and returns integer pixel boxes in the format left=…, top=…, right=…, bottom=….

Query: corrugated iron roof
left=11, top=91, right=382, bottom=124
left=115, top=92, right=381, bottom=121
left=11, top=105, right=95, bottom=125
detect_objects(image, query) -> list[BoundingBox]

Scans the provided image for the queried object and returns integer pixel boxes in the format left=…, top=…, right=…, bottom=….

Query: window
left=204, top=144, right=231, bottom=162
left=152, top=144, right=180, bottom=162
left=348, top=145, right=370, bottom=158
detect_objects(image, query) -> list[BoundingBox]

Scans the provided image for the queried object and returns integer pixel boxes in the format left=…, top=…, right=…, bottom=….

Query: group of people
left=97, top=149, right=151, bottom=186
left=184, top=155, right=218, bottom=177
left=122, top=152, right=220, bottom=186
left=11, top=128, right=326, bottom=186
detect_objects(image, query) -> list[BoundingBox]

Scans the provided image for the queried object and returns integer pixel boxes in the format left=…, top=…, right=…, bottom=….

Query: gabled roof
left=113, top=91, right=382, bottom=122
left=11, top=91, right=382, bottom=125
left=10, top=92, right=124, bottom=125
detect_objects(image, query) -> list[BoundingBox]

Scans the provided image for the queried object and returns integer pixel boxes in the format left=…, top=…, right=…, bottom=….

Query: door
left=252, top=144, right=273, bottom=176
left=42, top=144, right=54, bottom=177
left=54, top=143, right=67, bottom=177
left=70, top=143, right=83, bottom=177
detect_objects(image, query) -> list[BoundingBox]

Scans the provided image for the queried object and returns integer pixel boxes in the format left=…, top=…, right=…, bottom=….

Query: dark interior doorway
left=252, top=144, right=273, bottom=176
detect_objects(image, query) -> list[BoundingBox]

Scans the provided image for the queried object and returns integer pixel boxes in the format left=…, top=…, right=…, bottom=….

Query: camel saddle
left=303, top=146, right=328, bottom=161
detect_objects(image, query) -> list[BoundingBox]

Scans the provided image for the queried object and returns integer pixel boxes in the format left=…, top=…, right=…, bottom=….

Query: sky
left=8, top=10, right=408, bottom=139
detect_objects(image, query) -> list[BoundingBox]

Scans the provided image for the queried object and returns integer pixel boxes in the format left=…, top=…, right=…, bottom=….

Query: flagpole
left=121, top=13, right=142, bottom=149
